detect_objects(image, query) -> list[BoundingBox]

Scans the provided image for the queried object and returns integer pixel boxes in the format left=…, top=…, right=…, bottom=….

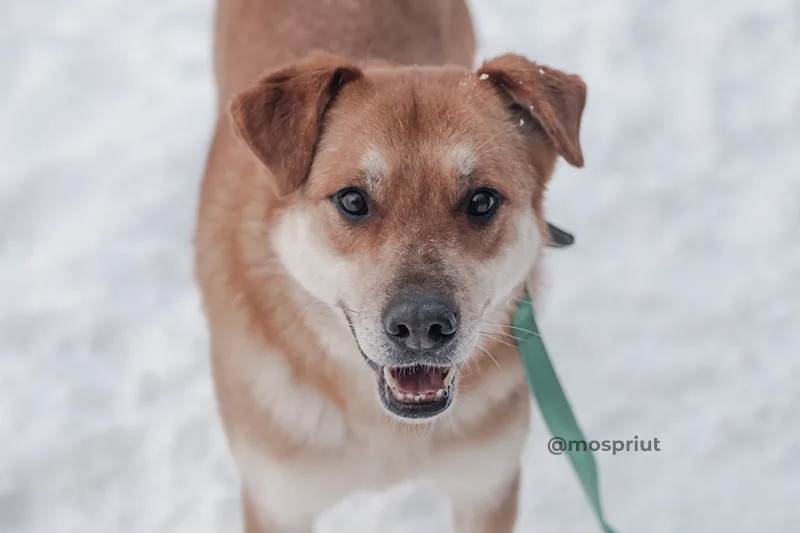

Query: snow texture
left=1, top=0, right=799, bottom=531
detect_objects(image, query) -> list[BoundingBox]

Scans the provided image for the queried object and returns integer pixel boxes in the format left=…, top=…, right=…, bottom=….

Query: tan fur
left=196, top=1, right=586, bottom=531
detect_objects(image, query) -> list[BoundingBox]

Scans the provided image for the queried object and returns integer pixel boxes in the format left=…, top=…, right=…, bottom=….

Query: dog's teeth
left=384, top=366, right=456, bottom=404
left=443, top=367, right=456, bottom=387
left=383, top=367, right=398, bottom=389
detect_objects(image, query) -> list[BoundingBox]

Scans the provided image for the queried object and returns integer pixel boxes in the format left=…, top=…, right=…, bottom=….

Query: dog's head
left=231, top=52, right=586, bottom=421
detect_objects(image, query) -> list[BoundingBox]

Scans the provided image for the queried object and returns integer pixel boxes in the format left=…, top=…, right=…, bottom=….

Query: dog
left=195, top=0, right=586, bottom=531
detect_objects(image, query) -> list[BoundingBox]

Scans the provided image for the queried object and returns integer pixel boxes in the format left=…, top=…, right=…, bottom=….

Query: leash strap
left=513, top=294, right=618, bottom=533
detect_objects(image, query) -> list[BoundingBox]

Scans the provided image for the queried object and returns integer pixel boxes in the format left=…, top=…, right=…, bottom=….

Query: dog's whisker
left=297, top=295, right=363, bottom=317
left=478, top=323, right=523, bottom=339
left=475, top=344, right=502, bottom=370
left=479, top=332, right=518, bottom=350
left=479, top=328, right=525, bottom=343
left=487, top=332, right=524, bottom=343
left=478, top=325, right=523, bottom=338
left=460, top=357, right=479, bottom=377
left=480, top=322, right=541, bottom=337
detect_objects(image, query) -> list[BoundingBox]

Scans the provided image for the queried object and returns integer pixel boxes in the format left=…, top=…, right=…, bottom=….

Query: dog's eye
left=466, top=188, right=501, bottom=221
left=335, top=188, right=370, bottom=218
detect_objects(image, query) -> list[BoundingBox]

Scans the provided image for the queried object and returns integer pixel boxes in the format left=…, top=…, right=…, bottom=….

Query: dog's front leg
left=242, top=492, right=312, bottom=533
left=451, top=471, right=520, bottom=533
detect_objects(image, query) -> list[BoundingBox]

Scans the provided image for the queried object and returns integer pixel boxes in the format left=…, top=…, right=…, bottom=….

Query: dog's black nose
left=383, top=293, right=458, bottom=352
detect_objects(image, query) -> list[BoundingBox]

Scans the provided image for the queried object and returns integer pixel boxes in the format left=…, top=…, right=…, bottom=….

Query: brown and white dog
left=195, top=0, right=586, bottom=531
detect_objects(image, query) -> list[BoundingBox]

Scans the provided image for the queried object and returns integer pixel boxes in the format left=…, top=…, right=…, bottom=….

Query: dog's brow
left=448, top=144, right=477, bottom=182
left=359, top=148, right=387, bottom=185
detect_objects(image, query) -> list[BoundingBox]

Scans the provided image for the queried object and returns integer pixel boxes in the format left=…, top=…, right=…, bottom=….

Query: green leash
left=513, top=293, right=618, bottom=533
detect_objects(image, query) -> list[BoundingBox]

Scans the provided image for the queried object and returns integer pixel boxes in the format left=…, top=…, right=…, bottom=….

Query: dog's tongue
left=390, top=366, right=446, bottom=394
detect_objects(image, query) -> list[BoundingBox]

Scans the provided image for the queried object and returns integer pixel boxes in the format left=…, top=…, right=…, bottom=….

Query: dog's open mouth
left=376, top=365, right=456, bottom=419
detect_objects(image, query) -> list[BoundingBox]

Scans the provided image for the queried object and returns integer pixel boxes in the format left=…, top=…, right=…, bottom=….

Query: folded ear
left=230, top=53, right=363, bottom=197
left=478, top=54, right=586, bottom=167
left=545, top=222, right=575, bottom=248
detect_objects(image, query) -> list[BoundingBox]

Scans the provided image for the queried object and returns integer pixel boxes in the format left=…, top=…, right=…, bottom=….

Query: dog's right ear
left=230, top=53, right=363, bottom=197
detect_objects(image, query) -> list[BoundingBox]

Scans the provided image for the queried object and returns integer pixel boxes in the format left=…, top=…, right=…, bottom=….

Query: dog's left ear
left=478, top=54, right=586, bottom=167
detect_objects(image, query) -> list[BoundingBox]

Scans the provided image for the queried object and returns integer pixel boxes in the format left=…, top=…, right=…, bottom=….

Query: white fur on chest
left=236, top=422, right=526, bottom=533
left=233, top=342, right=526, bottom=531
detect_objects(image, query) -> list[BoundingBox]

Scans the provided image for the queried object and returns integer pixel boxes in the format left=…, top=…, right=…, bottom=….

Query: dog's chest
left=228, top=336, right=527, bottom=530
left=236, top=421, right=522, bottom=532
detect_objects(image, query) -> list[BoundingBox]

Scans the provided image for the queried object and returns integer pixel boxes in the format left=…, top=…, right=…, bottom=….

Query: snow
left=1, top=0, right=799, bottom=532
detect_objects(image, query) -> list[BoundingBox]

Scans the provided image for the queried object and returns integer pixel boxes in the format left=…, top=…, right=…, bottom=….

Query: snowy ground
left=1, top=0, right=799, bottom=531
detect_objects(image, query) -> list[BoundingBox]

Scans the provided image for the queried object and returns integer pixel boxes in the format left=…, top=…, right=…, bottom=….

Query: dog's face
left=231, top=53, right=585, bottom=421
